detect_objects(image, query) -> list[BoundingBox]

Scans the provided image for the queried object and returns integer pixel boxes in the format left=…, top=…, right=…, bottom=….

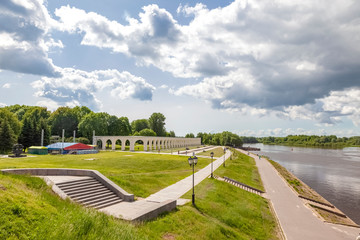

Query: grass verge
left=196, top=147, right=225, bottom=158
left=0, top=151, right=210, bottom=198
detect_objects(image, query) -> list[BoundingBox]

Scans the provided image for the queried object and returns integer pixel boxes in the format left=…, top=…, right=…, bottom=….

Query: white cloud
left=237, top=127, right=360, bottom=138
left=0, top=102, right=7, bottom=107
left=2, top=83, right=11, bottom=88
left=53, top=0, right=360, bottom=126
left=32, top=68, right=155, bottom=110
left=0, top=0, right=61, bottom=76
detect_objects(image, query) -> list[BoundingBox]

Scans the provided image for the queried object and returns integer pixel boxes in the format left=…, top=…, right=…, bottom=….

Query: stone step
left=94, top=199, right=124, bottom=209
left=57, top=179, right=99, bottom=189
left=59, top=182, right=103, bottom=191
left=75, top=192, right=116, bottom=203
left=82, top=194, right=119, bottom=206
left=89, top=197, right=124, bottom=209
left=70, top=188, right=112, bottom=199
left=57, top=178, right=95, bottom=186
left=62, top=185, right=106, bottom=195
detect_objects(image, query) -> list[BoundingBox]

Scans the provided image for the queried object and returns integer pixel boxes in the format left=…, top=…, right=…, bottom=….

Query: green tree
left=138, top=128, right=157, bottom=136
left=168, top=130, right=176, bottom=137
left=149, top=113, right=166, bottom=136
left=18, top=107, right=50, bottom=149
left=119, top=117, right=132, bottom=135
left=0, top=118, right=16, bottom=153
left=131, top=119, right=149, bottom=133
left=185, top=133, right=195, bottom=138
left=0, top=108, right=21, bottom=137
left=78, top=112, right=110, bottom=140
left=49, top=107, right=79, bottom=137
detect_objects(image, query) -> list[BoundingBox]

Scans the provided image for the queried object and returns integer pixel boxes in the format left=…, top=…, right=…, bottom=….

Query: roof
left=64, top=143, right=93, bottom=150
left=29, top=146, right=48, bottom=149
left=46, top=142, right=77, bottom=150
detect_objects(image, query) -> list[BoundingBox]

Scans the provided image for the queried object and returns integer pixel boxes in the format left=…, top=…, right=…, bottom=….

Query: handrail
left=223, top=176, right=265, bottom=194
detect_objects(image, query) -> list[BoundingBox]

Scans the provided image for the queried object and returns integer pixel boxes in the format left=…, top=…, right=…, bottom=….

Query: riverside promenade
left=237, top=149, right=359, bottom=240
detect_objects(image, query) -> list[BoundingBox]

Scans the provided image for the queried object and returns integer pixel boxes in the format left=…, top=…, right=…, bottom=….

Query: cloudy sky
left=1, top=0, right=360, bottom=137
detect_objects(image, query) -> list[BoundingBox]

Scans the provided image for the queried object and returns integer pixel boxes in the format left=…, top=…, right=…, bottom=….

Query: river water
left=247, top=143, right=360, bottom=224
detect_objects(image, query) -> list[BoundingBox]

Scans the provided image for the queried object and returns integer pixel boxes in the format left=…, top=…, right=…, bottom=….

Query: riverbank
left=265, top=156, right=359, bottom=227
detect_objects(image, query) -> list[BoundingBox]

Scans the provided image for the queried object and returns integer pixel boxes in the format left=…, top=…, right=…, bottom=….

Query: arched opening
left=115, top=139, right=122, bottom=150
left=125, top=139, right=130, bottom=151
left=96, top=139, right=103, bottom=149
left=159, top=140, right=163, bottom=150
left=135, top=139, right=143, bottom=151
left=106, top=139, right=112, bottom=150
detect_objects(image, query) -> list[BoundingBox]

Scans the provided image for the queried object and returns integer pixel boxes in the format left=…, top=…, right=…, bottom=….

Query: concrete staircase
left=56, top=177, right=123, bottom=209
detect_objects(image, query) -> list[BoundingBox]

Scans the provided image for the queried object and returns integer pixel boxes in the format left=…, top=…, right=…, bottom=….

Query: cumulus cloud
left=53, top=0, right=360, bottom=125
left=31, top=68, right=155, bottom=110
left=2, top=83, right=10, bottom=88
left=0, top=0, right=61, bottom=76
left=238, top=127, right=360, bottom=138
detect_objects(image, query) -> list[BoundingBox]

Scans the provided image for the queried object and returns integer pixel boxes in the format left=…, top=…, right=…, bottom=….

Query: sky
left=0, top=0, right=360, bottom=137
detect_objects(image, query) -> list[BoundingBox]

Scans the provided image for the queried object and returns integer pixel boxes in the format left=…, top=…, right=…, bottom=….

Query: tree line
left=185, top=132, right=243, bottom=148
left=0, top=105, right=172, bottom=153
left=258, top=135, right=360, bottom=148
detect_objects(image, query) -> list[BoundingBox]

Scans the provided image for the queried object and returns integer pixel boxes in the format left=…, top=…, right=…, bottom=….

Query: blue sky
left=1, top=0, right=360, bottom=137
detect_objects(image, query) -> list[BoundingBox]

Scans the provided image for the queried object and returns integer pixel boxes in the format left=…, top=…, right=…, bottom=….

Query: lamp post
left=210, top=152, right=214, bottom=178
left=223, top=147, right=226, bottom=167
left=188, top=155, right=198, bottom=205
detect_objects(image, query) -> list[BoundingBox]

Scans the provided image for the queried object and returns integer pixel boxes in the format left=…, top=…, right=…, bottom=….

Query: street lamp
left=210, top=152, right=214, bottom=178
left=188, top=155, right=198, bottom=206
left=223, top=148, right=226, bottom=167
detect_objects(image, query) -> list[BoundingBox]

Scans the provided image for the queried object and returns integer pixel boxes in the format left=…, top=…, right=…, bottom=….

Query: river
left=247, top=143, right=360, bottom=224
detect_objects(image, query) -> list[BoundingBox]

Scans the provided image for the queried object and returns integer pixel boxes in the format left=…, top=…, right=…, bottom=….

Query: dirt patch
left=162, top=233, right=176, bottom=240
left=0, top=184, right=7, bottom=190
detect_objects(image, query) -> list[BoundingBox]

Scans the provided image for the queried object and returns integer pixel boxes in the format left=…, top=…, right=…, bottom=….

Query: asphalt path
left=237, top=149, right=359, bottom=240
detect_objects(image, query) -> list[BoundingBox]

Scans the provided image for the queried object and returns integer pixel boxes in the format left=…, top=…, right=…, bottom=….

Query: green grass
left=0, top=151, right=210, bottom=198
left=0, top=150, right=278, bottom=240
left=0, top=174, right=144, bottom=240
left=213, top=150, right=264, bottom=191
left=196, top=147, right=224, bottom=158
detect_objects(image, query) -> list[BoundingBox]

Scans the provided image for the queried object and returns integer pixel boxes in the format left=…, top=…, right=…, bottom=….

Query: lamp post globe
left=188, top=156, right=197, bottom=206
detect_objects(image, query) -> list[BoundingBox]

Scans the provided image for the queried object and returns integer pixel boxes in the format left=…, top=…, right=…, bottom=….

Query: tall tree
left=78, top=112, right=110, bottom=140
left=0, top=118, right=16, bottom=153
left=49, top=107, right=79, bottom=137
left=0, top=108, right=21, bottom=137
left=119, top=117, right=132, bottom=135
left=149, top=112, right=166, bottom=136
left=131, top=119, right=149, bottom=133
left=18, top=107, right=50, bottom=149
left=185, top=133, right=195, bottom=138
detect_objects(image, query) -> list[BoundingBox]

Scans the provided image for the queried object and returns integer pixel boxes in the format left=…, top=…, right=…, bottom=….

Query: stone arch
left=115, top=139, right=122, bottom=150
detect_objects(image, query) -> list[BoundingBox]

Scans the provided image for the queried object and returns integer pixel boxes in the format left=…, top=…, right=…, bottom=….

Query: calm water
left=248, top=143, right=360, bottom=224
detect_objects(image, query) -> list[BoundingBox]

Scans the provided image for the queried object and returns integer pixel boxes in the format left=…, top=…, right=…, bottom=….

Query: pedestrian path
left=237, top=149, right=359, bottom=240
left=146, top=149, right=231, bottom=203
left=100, top=148, right=232, bottom=220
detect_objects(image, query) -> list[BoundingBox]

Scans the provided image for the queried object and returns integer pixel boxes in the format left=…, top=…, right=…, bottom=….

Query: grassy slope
left=0, top=150, right=278, bottom=239
left=196, top=147, right=225, bottom=158
left=214, top=149, right=264, bottom=191
left=0, top=174, right=144, bottom=240
left=0, top=152, right=210, bottom=198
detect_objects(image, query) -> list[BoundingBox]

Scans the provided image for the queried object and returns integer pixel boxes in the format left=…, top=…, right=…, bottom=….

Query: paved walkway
left=238, top=149, right=359, bottom=240
left=101, top=148, right=232, bottom=220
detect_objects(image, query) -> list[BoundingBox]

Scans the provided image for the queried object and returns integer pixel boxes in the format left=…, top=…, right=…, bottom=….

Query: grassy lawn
left=196, top=146, right=224, bottom=158
left=0, top=151, right=210, bottom=198
left=213, top=150, right=264, bottom=191
left=155, top=145, right=205, bottom=153
left=0, top=151, right=278, bottom=240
